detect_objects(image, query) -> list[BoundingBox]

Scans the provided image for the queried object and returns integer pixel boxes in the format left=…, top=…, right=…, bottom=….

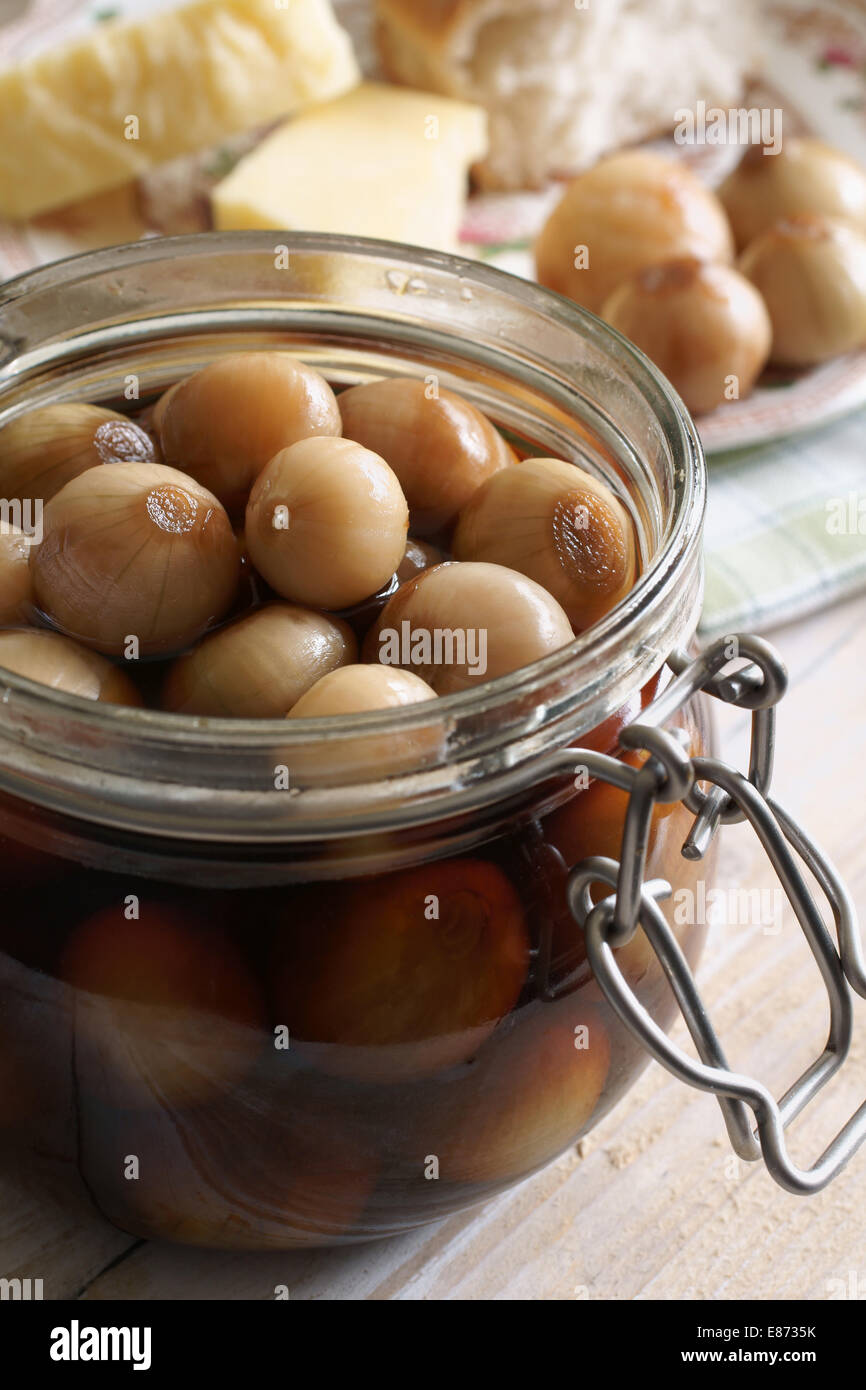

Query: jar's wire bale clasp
left=562, top=634, right=866, bottom=1195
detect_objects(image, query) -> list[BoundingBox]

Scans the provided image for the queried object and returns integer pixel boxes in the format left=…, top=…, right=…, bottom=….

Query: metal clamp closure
left=563, top=634, right=866, bottom=1195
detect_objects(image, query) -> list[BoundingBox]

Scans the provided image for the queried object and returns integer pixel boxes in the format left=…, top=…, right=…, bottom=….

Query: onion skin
left=397, top=537, right=442, bottom=583
left=284, top=665, right=441, bottom=778
left=266, top=858, right=530, bottom=1082
left=739, top=214, right=866, bottom=366
left=30, top=462, right=240, bottom=657
left=719, top=137, right=866, bottom=251
left=535, top=150, right=734, bottom=314
left=61, top=902, right=268, bottom=1109
left=150, top=381, right=181, bottom=437
left=418, top=1009, right=610, bottom=1184
left=245, top=436, right=409, bottom=612
left=78, top=1087, right=377, bottom=1248
left=337, top=378, right=515, bottom=534
left=162, top=602, right=357, bottom=718
left=453, top=458, right=636, bottom=630
left=0, top=402, right=157, bottom=508
left=0, top=628, right=142, bottom=705
left=362, top=560, right=574, bottom=694
left=0, top=525, right=34, bottom=624
left=601, top=258, right=772, bottom=415
left=158, top=352, right=342, bottom=515
left=286, top=663, right=436, bottom=718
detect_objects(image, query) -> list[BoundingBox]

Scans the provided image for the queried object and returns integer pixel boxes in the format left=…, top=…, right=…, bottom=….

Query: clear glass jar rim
left=0, top=231, right=705, bottom=838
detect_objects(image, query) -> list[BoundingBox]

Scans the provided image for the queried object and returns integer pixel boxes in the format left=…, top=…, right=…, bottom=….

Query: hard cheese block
left=0, top=0, right=360, bottom=221
left=211, top=82, right=488, bottom=252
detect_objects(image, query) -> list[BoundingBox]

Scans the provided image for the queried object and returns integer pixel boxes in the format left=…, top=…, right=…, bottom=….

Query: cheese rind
left=211, top=81, right=487, bottom=253
left=0, top=0, right=360, bottom=220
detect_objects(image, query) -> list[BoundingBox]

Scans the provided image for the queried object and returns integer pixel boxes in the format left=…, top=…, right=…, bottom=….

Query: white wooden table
left=2, top=591, right=864, bottom=1301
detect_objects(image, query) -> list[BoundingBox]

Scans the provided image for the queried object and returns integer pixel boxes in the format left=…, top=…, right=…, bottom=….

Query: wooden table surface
left=2, top=590, right=865, bottom=1302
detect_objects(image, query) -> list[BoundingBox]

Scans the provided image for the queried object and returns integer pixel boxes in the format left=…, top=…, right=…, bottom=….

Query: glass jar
left=0, top=232, right=714, bottom=1249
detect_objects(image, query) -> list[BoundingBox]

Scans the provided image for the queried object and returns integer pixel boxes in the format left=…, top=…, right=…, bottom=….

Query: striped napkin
left=699, top=408, right=866, bottom=638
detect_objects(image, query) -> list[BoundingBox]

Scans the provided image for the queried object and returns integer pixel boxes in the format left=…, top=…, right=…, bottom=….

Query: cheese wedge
left=211, top=82, right=487, bottom=253
left=0, top=0, right=360, bottom=221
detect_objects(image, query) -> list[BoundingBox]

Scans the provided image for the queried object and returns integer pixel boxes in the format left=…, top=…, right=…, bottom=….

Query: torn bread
left=375, top=0, right=758, bottom=190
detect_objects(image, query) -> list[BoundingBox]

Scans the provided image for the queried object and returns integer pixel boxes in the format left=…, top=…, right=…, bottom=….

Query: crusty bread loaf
left=375, top=0, right=758, bottom=190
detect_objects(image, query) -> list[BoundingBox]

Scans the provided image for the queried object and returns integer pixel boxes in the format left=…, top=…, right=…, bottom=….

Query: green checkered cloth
left=699, top=405, right=866, bottom=638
